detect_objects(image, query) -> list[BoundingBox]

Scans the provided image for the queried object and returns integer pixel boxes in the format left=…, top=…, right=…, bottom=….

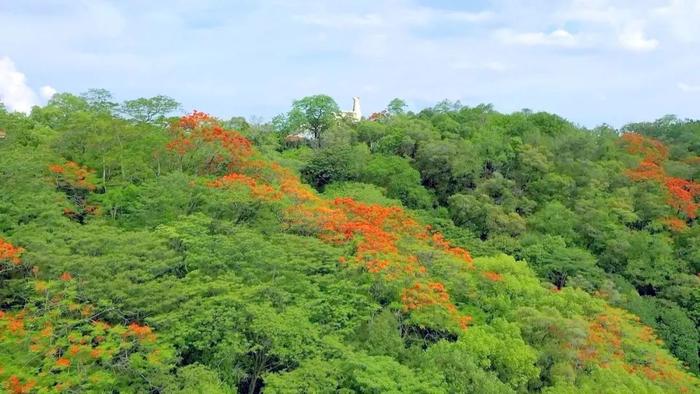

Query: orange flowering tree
left=664, top=177, right=700, bottom=219
left=482, top=271, right=504, bottom=282
left=0, top=238, right=24, bottom=273
left=48, top=161, right=97, bottom=192
left=283, top=194, right=475, bottom=331
left=167, top=112, right=475, bottom=332
left=166, top=110, right=253, bottom=174
left=48, top=161, right=99, bottom=223
left=208, top=173, right=283, bottom=202
left=0, top=272, right=173, bottom=393
left=574, top=306, right=699, bottom=392
left=622, top=132, right=700, bottom=220
left=661, top=216, right=688, bottom=232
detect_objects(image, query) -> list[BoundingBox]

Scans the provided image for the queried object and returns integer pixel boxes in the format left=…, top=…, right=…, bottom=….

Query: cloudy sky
left=0, top=0, right=699, bottom=126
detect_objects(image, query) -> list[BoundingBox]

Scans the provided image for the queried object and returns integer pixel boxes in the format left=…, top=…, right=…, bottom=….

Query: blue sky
left=0, top=0, right=699, bottom=127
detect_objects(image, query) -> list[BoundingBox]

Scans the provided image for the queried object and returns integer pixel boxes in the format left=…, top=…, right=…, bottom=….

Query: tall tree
left=275, top=95, right=340, bottom=146
left=387, top=98, right=407, bottom=116
left=80, top=88, right=118, bottom=114
left=120, top=95, right=181, bottom=123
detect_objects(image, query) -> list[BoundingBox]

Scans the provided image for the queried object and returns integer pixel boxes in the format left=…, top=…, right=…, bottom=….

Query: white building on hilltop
left=342, top=97, right=362, bottom=122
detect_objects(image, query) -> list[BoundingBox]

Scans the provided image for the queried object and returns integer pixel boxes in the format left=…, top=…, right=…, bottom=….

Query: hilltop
left=0, top=93, right=699, bottom=393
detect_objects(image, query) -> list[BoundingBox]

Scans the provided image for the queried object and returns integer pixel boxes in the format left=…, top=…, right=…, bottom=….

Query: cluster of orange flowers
left=575, top=307, right=696, bottom=390
left=401, top=282, right=472, bottom=330
left=622, top=132, right=700, bottom=221
left=5, top=375, right=36, bottom=394
left=293, top=198, right=473, bottom=278
left=424, top=231, right=473, bottom=265
left=127, top=322, right=156, bottom=341
left=48, top=161, right=96, bottom=191
left=280, top=180, right=473, bottom=329
left=0, top=238, right=24, bottom=266
left=622, top=357, right=693, bottom=384
left=578, top=311, right=625, bottom=364
left=208, top=173, right=282, bottom=201
left=622, top=133, right=668, bottom=163
left=0, top=244, right=165, bottom=392
left=171, top=111, right=475, bottom=330
left=48, top=161, right=100, bottom=222
left=661, top=217, right=688, bottom=232
left=482, top=271, right=503, bottom=282
left=165, top=137, right=193, bottom=156
left=5, top=312, right=25, bottom=334
left=665, top=177, right=700, bottom=219
left=176, top=110, right=212, bottom=129
left=166, top=111, right=253, bottom=172
left=321, top=198, right=404, bottom=253
left=55, top=358, right=71, bottom=368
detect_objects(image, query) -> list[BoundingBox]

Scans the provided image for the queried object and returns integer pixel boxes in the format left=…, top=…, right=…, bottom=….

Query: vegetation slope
left=0, top=92, right=698, bottom=393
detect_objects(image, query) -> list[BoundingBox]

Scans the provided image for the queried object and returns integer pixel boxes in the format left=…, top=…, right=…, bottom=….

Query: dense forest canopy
left=0, top=91, right=699, bottom=393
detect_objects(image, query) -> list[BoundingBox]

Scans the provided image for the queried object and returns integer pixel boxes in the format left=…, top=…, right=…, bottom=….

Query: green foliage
left=274, top=94, right=341, bottom=144
left=324, top=182, right=402, bottom=206
left=359, top=154, right=434, bottom=208
left=120, top=95, right=182, bottom=123
left=80, top=88, right=119, bottom=114
left=1, top=93, right=699, bottom=392
left=0, top=278, right=176, bottom=392
left=626, top=297, right=700, bottom=373
left=520, top=234, right=603, bottom=289
left=387, top=98, right=408, bottom=116
left=300, top=145, right=369, bottom=190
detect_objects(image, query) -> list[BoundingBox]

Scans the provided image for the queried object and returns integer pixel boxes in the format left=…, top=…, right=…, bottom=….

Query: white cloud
left=654, top=0, right=700, bottom=43
left=0, top=56, right=37, bottom=113
left=0, top=57, right=55, bottom=113
left=441, top=10, right=494, bottom=23
left=618, top=23, right=658, bottom=51
left=558, top=0, right=622, bottom=25
left=296, top=13, right=383, bottom=28
left=449, top=60, right=507, bottom=72
left=353, top=33, right=390, bottom=57
left=295, top=3, right=492, bottom=30
left=499, top=29, right=578, bottom=47
left=484, top=61, right=507, bottom=72
left=81, top=0, right=125, bottom=38
left=40, top=85, right=57, bottom=99
left=678, top=82, right=700, bottom=92
left=292, top=3, right=493, bottom=60
left=558, top=2, right=662, bottom=51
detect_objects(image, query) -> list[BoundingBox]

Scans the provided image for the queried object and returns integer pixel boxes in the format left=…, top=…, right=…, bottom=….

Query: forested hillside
left=0, top=91, right=698, bottom=393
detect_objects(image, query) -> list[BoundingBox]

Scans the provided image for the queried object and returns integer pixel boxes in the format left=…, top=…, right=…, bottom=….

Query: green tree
left=275, top=95, right=340, bottom=146
left=300, top=146, right=368, bottom=190
left=80, top=88, right=118, bottom=114
left=120, top=95, right=181, bottom=123
left=359, top=154, right=434, bottom=208
left=387, top=98, right=408, bottom=116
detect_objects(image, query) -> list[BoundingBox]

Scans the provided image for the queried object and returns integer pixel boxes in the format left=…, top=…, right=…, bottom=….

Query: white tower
left=351, top=97, right=362, bottom=121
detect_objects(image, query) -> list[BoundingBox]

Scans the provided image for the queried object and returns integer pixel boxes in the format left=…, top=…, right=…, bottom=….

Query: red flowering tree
left=574, top=306, right=697, bottom=392
left=622, top=132, right=700, bottom=220
left=0, top=238, right=24, bottom=274
left=284, top=196, right=474, bottom=330
left=0, top=239, right=23, bottom=265
left=171, top=111, right=476, bottom=331
left=48, top=161, right=97, bottom=192
left=48, top=161, right=99, bottom=223
left=0, top=272, right=172, bottom=392
left=166, top=111, right=254, bottom=175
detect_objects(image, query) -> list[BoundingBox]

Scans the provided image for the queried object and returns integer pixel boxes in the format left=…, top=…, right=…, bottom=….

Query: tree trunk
left=102, top=159, right=107, bottom=191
